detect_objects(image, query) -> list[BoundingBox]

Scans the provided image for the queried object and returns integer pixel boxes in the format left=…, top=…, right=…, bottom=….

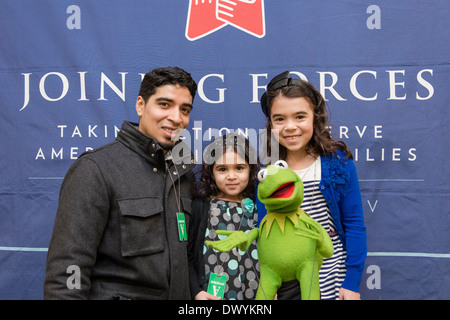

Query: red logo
left=186, top=0, right=266, bottom=41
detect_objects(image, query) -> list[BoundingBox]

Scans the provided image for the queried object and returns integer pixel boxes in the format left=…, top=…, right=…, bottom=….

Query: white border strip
left=367, top=252, right=450, bottom=258
left=0, top=246, right=48, bottom=252
left=29, top=177, right=425, bottom=182
left=1, top=247, right=449, bottom=258
left=359, top=179, right=425, bottom=182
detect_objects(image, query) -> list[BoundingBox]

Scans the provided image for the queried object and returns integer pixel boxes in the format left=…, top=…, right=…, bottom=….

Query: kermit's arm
left=205, top=228, right=259, bottom=252
left=295, top=213, right=334, bottom=258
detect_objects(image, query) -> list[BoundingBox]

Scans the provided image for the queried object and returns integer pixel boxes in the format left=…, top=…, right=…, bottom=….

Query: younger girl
left=188, top=133, right=260, bottom=300
left=257, top=71, right=367, bottom=300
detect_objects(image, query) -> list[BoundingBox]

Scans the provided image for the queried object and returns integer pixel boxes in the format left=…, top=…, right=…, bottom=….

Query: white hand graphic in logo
left=186, top=0, right=265, bottom=41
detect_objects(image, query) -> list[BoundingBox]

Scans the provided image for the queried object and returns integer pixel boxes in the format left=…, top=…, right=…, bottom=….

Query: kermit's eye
left=273, top=160, right=288, bottom=169
left=257, top=169, right=267, bottom=182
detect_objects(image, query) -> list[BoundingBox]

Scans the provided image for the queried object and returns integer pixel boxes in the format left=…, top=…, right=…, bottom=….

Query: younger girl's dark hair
left=262, top=72, right=353, bottom=161
left=197, top=133, right=259, bottom=201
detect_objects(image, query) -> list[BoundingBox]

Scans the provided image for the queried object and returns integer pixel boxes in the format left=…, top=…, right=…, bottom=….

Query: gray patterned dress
left=203, top=198, right=260, bottom=300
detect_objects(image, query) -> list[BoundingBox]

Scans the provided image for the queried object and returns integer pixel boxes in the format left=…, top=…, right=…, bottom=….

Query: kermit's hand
left=205, top=229, right=258, bottom=252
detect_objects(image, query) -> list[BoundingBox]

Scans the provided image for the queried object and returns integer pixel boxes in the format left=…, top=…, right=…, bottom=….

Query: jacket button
left=182, top=165, right=186, bottom=169
left=153, top=168, right=157, bottom=172
left=151, top=153, right=155, bottom=157
left=173, top=171, right=178, bottom=175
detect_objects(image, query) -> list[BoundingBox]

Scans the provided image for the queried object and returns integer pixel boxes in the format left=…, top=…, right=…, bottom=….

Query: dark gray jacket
left=44, top=121, right=195, bottom=299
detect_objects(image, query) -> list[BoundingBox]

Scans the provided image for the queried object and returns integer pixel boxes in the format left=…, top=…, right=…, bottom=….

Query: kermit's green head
left=257, top=160, right=304, bottom=213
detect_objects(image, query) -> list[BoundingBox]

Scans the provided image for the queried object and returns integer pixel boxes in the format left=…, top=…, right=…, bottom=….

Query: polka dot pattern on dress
left=203, top=199, right=260, bottom=300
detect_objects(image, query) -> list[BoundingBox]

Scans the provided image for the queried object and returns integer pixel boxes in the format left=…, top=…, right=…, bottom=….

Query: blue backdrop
left=0, top=0, right=449, bottom=299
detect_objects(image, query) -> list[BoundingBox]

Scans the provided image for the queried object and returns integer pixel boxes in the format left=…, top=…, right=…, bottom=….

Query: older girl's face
left=270, top=95, right=315, bottom=157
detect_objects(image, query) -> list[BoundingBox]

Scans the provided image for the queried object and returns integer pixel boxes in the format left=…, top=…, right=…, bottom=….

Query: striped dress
left=295, top=156, right=347, bottom=300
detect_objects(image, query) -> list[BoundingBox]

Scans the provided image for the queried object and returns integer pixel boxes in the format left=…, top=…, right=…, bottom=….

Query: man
left=44, top=67, right=197, bottom=299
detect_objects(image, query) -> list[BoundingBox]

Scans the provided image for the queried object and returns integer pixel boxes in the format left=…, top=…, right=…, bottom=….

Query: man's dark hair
left=138, top=67, right=197, bottom=103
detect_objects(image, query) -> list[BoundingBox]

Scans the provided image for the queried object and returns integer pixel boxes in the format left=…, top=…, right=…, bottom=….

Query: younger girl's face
left=270, top=95, right=315, bottom=157
left=213, top=150, right=250, bottom=202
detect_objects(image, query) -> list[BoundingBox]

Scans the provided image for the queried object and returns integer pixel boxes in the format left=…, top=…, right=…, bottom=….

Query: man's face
left=136, top=84, right=193, bottom=149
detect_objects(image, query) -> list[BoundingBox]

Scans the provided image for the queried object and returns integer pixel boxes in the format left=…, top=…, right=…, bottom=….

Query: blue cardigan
left=256, top=151, right=367, bottom=293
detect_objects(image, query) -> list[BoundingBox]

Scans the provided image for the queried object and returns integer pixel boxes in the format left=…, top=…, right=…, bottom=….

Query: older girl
left=258, top=71, right=367, bottom=300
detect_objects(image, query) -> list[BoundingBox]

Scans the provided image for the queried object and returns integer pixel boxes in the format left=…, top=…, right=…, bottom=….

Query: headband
left=260, top=71, right=304, bottom=117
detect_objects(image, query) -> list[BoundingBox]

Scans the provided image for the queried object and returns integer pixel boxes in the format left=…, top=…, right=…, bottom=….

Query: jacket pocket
left=180, top=196, right=192, bottom=230
left=118, top=197, right=165, bottom=257
left=180, top=196, right=192, bottom=214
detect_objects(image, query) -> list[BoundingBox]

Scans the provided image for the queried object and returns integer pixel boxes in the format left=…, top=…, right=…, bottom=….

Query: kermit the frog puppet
left=205, top=160, right=334, bottom=300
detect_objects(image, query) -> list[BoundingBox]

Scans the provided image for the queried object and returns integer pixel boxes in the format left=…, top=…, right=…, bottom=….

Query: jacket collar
left=117, top=121, right=195, bottom=170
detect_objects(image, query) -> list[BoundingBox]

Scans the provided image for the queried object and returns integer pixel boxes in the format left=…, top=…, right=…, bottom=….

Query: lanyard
left=165, top=161, right=187, bottom=241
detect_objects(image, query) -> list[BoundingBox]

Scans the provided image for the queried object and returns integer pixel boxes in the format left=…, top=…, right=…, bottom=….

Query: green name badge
left=176, top=212, right=187, bottom=241
left=207, top=273, right=227, bottom=300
